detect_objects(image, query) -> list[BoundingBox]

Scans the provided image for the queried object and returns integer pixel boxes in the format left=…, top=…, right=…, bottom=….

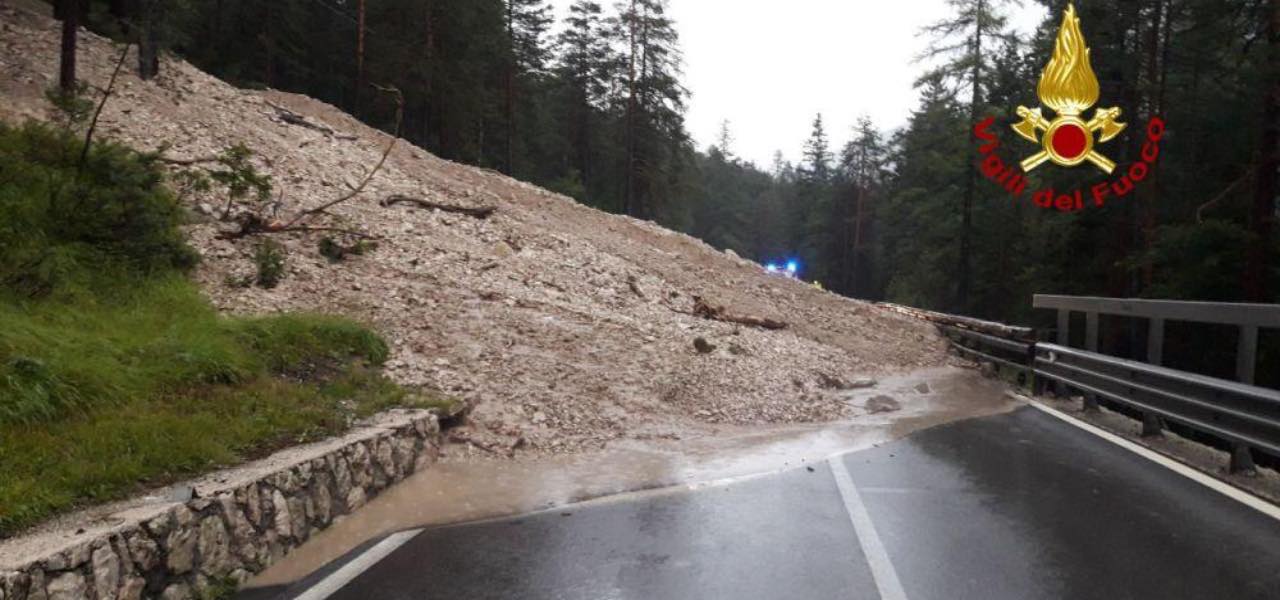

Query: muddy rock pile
left=0, top=1, right=949, bottom=452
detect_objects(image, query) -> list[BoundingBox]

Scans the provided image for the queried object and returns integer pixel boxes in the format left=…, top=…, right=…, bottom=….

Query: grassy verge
left=0, top=122, right=439, bottom=537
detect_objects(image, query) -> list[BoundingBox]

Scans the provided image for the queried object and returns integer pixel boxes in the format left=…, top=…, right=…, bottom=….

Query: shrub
left=253, top=239, right=287, bottom=288
left=0, top=120, right=422, bottom=537
left=318, top=236, right=378, bottom=262
left=0, top=122, right=198, bottom=299
left=44, top=85, right=94, bottom=129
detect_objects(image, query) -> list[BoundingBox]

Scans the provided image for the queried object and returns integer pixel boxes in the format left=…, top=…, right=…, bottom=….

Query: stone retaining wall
left=0, top=411, right=440, bottom=600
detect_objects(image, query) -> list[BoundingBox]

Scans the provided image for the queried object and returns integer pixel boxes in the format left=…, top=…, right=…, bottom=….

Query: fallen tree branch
left=216, top=214, right=381, bottom=241
left=264, top=100, right=357, bottom=140
left=1196, top=166, right=1255, bottom=223
left=218, top=225, right=380, bottom=241
left=380, top=194, right=497, bottom=219
left=218, top=86, right=401, bottom=240
left=285, top=85, right=404, bottom=228
left=691, top=296, right=788, bottom=330
left=158, top=155, right=220, bottom=166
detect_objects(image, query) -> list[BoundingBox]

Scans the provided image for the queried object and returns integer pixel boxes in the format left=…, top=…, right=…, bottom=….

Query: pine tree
left=504, top=0, right=552, bottom=175
left=921, top=0, right=1019, bottom=312
left=556, top=1, right=611, bottom=203
left=714, top=119, right=735, bottom=161
left=608, top=0, right=687, bottom=219
left=880, top=75, right=969, bottom=309
left=796, top=114, right=834, bottom=282
left=800, top=114, right=832, bottom=182
left=838, top=117, right=887, bottom=296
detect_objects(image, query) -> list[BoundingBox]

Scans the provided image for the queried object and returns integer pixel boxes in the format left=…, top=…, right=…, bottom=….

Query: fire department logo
left=1011, top=3, right=1125, bottom=174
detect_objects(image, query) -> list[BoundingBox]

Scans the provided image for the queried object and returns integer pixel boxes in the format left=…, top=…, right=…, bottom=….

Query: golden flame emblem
left=1012, top=3, right=1125, bottom=173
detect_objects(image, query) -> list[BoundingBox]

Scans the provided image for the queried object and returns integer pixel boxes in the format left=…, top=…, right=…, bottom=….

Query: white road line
left=1026, top=398, right=1280, bottom=523
left=827, top=457, right=909, bottom=600
left=293, top=529, right=422, bottom=600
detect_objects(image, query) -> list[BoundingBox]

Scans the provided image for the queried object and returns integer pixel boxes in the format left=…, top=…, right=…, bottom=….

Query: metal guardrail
left=904, top=296, right=1280, bottom=474
left=940, top=325, right=1034, bottom=376
left=1033, top=295, right=1280, bottom=384
left=1034, top=343, right=1280, bottom=460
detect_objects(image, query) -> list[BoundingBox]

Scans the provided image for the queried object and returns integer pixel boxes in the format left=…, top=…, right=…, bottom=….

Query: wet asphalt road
left=257, top=407, right=1280, bottom=600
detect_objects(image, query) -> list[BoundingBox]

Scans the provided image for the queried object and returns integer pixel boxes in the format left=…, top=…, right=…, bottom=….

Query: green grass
left=0, top=121, right=439, bottom=536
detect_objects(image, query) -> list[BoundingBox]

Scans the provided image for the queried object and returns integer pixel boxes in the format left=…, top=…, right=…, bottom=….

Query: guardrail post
left=1231, top=444, right=1258, bottom=476
left=1056, top=309, right=1069, bottom=397
left=1231, top=325, right=1259, bottom=474
left=1142, top=318, right=1166, bottom=437
left=1236, top=325, right=1258, bottom=385
left=1147, top=318, right=1164, bottom=366
left=1141, top=413, right=1164, bottom=437
left=1082, top=312, right=1100, bottom=411
left=1027, top=342, right=1041, bottom=394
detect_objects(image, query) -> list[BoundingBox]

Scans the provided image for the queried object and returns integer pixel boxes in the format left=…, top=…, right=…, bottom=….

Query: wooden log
left=692, top=296, right=788, bottom=331
left=878, top=302, right=1035, bottom=341
left=265, top=100, right=357, bottom=140
left=381, top=195, right=497, bottom=219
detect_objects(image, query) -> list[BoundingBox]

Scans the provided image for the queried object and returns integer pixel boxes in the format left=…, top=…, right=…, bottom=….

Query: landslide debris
left=0, top=1, right=949, bottom=452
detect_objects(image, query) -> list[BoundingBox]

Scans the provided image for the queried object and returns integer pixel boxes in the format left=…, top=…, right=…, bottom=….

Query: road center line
left=827, top=457, right=909, bottom=600
left=1024, top=398, right=1280, bottom=523
left=293, top=529, right=422, bottom=600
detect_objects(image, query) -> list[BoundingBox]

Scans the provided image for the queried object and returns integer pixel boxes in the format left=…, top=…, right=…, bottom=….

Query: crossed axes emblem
left=1011, top=105, right=1125, bottom=174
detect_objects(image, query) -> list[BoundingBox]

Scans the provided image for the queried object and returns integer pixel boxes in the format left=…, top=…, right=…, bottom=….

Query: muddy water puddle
left=249, top=366, right=1017, bottom=588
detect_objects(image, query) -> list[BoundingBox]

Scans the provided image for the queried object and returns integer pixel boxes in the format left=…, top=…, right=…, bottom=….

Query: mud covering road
left=244, top=367, right=1017, bottom=589
left=244, top=407, right=1280, bottom=600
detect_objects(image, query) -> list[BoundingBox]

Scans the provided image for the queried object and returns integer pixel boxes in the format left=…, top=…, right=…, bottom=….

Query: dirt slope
left=0, top=2, right=948, bottom=451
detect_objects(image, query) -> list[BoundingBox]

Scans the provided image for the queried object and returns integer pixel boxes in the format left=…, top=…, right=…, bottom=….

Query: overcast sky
left=549, top=1, right=1048, bottom=168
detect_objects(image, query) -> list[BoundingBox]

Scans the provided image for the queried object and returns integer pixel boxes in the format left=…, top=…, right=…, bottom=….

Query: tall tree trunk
left=623, top=0, right=638, bottom=217
left=262, top=3, right=275, bottom=88
left=1245, top=0, right=1279, bottom=301
left=138, top=2, right=160, bottom=80
left=1103, top=1, right=1141, bottom=331
left=852, top=184, right=867, bottom=297
left=58, top=0, right=79, bottom=93
left=1139, top=0, right=1168, bottom=290
left=213, top=0, right=223, bottom=47
left=580, top=92, right=592, bottom=194
left=421, top=0, right=435, bottom=144
left=505, top=1, right=516, bottom=175
left=957, top=0, right=984, bottom=313
left=355, top=0, right=367, bottom=114
left=837, top=186, right=852, bottom=293
left=635, top=9, right=652, bottom=218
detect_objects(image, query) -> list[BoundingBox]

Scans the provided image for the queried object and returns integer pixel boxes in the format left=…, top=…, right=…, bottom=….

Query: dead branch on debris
left=380, top=195, right=497, bottom=219
left=265, top=100, right=357, bottom=140
left=219, top=86, right=403, bottom=240
left=286, top=85, right=403, bottom=227
left=216, top=213, right=381, bottom=241
left=158, top=155, right=220, bottom=166
left=78, top=43, right=132, bottom=169
left=691, top=296, right=788, bottom=330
